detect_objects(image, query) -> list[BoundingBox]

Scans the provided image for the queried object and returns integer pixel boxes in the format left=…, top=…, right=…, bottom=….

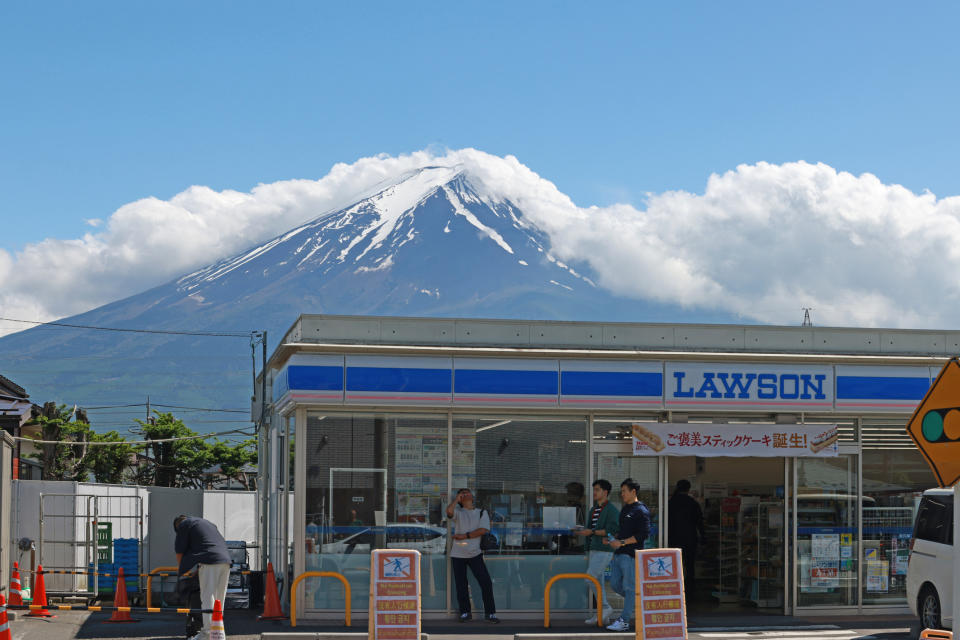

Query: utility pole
left=146, top=396, right=150, bottom=421
left=801, top=308, right=814, bottom=327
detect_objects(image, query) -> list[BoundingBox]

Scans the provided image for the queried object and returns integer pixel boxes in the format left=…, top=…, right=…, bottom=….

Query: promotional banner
left=632, top=423, right=839, bottom=457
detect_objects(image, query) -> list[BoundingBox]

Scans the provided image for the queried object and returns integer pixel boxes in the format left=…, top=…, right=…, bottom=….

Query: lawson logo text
left=672, top=371, right=828, bottom=400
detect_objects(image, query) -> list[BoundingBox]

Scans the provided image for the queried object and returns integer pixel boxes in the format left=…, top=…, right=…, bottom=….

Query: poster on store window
left=811, top=533, right=840, bottom=559
left=866, top=560, right=889, bottom=592
left=810, top=560, right=839, bottom=588
left=632, top=423, right=839, bottom=457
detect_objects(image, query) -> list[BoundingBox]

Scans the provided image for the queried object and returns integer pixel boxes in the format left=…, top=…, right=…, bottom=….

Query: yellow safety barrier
left=290, top=571, right=351, bottom=628
left=146, top=566, right=179, bottom=609
left=543, top=572, right=603, bottom=629
left=921, top=630, right=953, bottom=639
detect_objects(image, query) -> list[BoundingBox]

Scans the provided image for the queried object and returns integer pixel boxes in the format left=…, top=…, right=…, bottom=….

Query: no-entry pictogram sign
left=369, top=549, right=421, bottom=640
left=635, top=548, right=687, bottom=640
left=906, top=357, right=960, bottom=487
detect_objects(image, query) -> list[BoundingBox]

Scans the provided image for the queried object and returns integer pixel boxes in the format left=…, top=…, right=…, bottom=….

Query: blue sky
left=3, top=1, right=958, bottom=254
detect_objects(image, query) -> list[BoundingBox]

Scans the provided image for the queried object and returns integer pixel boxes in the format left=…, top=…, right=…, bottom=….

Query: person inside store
left=174, top=515, right=232, bottom=640
left=445, top=488, right=500, bottom=624
left=603, top=477, right=651, bottom=632
left=573, top=479, right=620, bottom=625
left=668, top=479, right=704, bottom=598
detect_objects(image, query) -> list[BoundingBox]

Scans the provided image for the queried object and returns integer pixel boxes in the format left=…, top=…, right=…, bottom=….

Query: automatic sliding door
left=795, top=454, right=859, bottom=608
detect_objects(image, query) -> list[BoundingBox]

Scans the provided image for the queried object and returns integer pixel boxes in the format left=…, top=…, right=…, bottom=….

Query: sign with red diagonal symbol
left=369, top=549, right=420, bottom=640
left=636, top=548, right=687, bottom=640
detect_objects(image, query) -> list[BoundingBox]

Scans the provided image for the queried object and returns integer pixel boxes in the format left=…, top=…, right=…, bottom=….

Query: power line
left=15, top=427, right=255, bottom=446
left=82, top=403, right=248, bottom=413
left=0, top=316, right=255, bottom=338
left=152, top=403, right=249, bottom=413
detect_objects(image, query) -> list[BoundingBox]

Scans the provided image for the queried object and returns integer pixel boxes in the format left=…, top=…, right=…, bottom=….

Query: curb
left=261, top=634, right=429, bottom=640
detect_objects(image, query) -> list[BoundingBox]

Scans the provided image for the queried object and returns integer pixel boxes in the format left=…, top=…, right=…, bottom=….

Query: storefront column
left=445, top=410, right=453, bottom=615
left=292, top=406, right=306, bottom=616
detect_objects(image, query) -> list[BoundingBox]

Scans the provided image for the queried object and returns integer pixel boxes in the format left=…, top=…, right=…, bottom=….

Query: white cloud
left=1, top=150, right=957, bottom=338
left=83, top=218, right=103, bottom=227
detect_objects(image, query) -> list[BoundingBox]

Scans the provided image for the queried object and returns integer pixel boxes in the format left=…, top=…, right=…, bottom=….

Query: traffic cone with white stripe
left=208, top=599, right=226, bottom=640
left=8, top=563, right=22, bottom=606
left=104, top=567, right=138, bottom=623
left=0, top=593, right=11, bottom=640
left=25, top=565, right=52, bottom=617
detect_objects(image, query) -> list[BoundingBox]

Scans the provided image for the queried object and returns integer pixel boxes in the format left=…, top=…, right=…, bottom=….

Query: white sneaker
left=586, top=607, right=614, bottom=625
left=606, top=616, right=630, bottom=631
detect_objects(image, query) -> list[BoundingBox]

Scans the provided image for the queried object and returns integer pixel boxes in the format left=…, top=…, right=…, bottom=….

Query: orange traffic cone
left=0, top=593, right=11, bottom=640
left=258, top=562, right=286, bottom=620
left=25, top=565, right=52, bottom=617
left=208, top=599, right=226, bottom=640
left=8, top=563, right=22, bottom=607
left=104, top=567, right=138, bottom=623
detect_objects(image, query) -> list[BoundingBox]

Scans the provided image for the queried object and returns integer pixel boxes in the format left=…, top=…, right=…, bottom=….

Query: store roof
left=276, top=314, right=960, bottom=361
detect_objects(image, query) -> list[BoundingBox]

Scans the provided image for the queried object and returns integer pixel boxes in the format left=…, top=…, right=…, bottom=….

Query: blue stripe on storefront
left=347, top=366, right=452, bottom=393
left=455, top=369, right=558, bottom=396
left=561, top=371, right=662, bottom=397
left=836, top=376, right=930, bottom=400
left=287, top=365, right=344, bottom=391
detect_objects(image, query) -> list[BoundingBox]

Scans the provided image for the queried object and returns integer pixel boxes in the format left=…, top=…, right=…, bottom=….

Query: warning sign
left=636, top=548, right=687, bottom=640
left=370, top=550, right=420, bottom=640
left=906, top=358, right=960, bottom=487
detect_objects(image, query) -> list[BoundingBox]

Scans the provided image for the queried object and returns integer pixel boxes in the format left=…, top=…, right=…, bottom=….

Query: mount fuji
left=0, top=160, right=734, bottom=428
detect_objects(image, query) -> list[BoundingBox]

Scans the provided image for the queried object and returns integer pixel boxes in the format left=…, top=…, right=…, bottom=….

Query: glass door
left=794, top=453, right=860, bottom=609
left=593, top=444, right=661, bottom=548
left=667, top=456, right=786, bottom=612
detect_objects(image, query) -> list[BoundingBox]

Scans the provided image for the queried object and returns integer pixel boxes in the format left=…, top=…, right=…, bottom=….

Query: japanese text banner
left=632, top=423, right=839, bottom=457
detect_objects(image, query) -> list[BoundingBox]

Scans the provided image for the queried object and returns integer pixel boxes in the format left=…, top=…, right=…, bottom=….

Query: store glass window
left=302, top=414, right=448, bottom=611
left=796, top=455, right=859, bottom=607
left=862, top=445, right=935, bottom=605
left=452, top=417, right=589, bottom=611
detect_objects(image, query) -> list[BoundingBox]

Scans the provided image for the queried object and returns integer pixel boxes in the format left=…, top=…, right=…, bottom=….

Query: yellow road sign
left=906, top=358, right=960, bottom=487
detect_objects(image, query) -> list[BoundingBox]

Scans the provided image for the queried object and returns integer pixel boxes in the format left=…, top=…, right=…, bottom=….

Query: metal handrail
left=290, top=571, right=351, bottom=628
left=543, top=572, right=602, bottom=629
left=146, top=566, right=179, bottom=608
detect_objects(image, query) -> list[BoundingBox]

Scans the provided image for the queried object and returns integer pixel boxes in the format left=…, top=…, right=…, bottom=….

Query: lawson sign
left=665, top=363, right=834, bottom=411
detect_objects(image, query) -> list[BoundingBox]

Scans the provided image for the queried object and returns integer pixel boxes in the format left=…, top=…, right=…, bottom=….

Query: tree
left=27, top=402, right=95, bottom=481
left=134, top=412, right=211, bottom=488
left=208, top=438, right=258, bottom=489
left=88, top=431, right=136, bottom=484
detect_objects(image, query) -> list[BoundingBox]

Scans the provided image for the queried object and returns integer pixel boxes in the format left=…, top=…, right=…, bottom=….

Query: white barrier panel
left=369, top=549, right=421, bottom=640
left=635, top=548, right=687, bottom=640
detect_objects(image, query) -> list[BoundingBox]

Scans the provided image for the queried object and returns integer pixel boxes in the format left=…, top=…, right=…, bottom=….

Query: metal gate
left=38, top=492, right=145, bottom=599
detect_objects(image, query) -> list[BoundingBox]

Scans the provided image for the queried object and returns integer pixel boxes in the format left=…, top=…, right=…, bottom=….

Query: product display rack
left=739, top=501, right=784, bottom=608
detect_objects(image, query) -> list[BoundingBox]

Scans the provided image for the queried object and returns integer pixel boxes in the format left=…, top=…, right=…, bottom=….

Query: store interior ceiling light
left=476, top=419, right=511, bottom=433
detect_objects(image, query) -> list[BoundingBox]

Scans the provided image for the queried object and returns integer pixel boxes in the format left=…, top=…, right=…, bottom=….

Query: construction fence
left=11, top=480, right=259, bottom=598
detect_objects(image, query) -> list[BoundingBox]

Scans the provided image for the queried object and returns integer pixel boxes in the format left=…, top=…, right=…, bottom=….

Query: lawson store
left=257, top=314, right=948, bottom=619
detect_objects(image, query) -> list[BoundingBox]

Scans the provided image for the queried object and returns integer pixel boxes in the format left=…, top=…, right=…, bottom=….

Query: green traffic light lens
left=923, top=411, right=945, bottom=442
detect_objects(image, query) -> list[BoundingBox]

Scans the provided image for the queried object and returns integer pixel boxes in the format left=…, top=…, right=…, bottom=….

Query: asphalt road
left=6, top=610, right=923, bottom=640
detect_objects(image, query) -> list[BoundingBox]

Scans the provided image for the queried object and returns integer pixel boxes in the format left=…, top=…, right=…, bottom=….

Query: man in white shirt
left=445, top=488, right=500, bottom=624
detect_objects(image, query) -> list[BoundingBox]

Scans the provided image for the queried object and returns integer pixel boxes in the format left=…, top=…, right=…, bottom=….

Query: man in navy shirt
left=603, top=478, right=651, bottom=632
left=174, top=515, right=232, bottom=640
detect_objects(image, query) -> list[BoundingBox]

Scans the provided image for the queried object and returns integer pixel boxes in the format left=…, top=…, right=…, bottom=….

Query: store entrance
left=667, top=457, right=786, bottom=613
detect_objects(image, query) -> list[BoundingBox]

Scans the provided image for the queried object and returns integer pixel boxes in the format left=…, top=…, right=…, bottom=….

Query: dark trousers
left=452, top=554, right=496, bottom=616
left=180, top=578, right=202, bottom=638
left=680, top=544, right=697, bottom=596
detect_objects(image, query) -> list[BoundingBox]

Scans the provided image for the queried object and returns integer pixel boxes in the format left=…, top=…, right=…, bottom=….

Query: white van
left=907, top=487, right=953, bottom=630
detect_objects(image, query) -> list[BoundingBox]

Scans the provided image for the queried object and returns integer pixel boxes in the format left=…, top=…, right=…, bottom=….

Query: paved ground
left=7, top=609, right=926, bottom=640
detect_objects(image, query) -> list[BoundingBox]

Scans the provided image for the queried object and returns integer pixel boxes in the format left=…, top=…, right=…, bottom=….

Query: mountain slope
left=0, top=165, right=735, bottom=430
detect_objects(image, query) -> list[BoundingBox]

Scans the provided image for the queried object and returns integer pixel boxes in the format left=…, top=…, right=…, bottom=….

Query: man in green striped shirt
left=573, top=479, right=620, bottom=625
